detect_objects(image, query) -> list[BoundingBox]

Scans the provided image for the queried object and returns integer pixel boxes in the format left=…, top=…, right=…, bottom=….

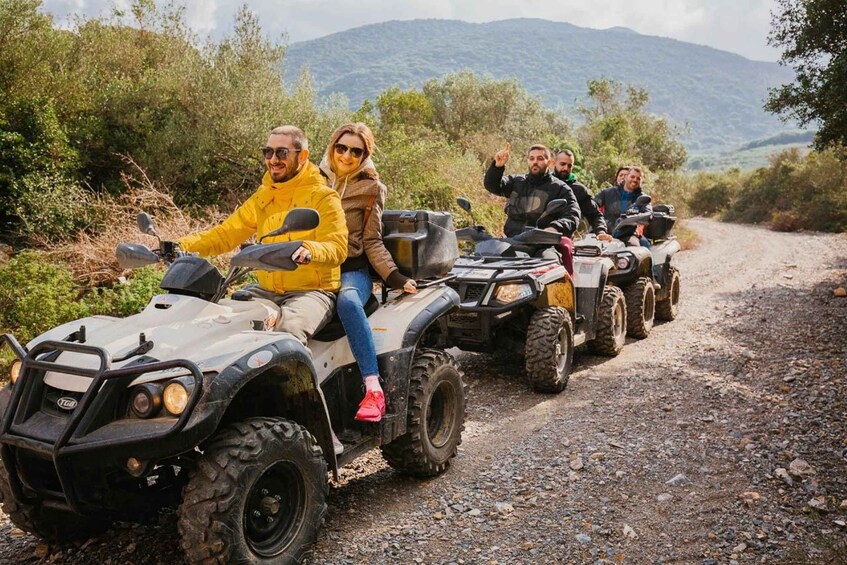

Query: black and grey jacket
left=594, top=185, right=652, bottom=240
left=484, top=163, right=581, bottom=237
left=552, top=172, right=608, bottom=235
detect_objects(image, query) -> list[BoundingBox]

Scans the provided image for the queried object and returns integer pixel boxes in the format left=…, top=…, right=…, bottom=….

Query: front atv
left=0, top=208, right=466, bottom=564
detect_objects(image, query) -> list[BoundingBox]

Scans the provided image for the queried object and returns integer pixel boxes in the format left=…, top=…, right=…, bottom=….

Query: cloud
left=40, top=0, right=782, bottom=61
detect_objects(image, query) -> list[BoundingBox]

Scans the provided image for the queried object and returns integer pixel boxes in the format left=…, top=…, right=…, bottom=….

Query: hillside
left=283, top=18, right=797, bottom=153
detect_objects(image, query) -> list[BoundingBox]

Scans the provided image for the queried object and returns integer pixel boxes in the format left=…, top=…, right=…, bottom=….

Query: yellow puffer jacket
left=177, top=162, right=348, bottom=293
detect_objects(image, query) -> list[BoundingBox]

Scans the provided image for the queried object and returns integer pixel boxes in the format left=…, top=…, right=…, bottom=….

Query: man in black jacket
left=484, top=143, right=581, bottom=239
left=552, top=149, right=612, bottom=241
left=594, top=166, right=652, bottom=246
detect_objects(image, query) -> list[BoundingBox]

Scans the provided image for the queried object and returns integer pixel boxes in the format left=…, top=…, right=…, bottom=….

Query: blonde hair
left=326, top=122, right=375, bottom=168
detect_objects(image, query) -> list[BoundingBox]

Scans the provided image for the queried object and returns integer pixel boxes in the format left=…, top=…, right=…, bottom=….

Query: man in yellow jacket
left=178, top=125, right=348, bottom=344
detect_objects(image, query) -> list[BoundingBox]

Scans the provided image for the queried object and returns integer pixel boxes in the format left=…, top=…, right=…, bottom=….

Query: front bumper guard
left=0, top=334, right=203, bottom=515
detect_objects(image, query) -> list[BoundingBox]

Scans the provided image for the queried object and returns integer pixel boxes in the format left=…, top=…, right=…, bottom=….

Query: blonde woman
left=320, top=123, right=416, bottom=423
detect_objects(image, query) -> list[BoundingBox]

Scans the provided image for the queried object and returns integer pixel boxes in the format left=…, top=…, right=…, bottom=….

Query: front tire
left=0, top=456, right=110, bottom=542
left=381, top=349, right=466, bottom=477
left=624, top=277, right=655, bottom=338
left=525, top=307, right=574, bottom=393
left=656, top=267, right=680, bottom=321
left=590, top=286, right=627, bottom=356
left=179, top=418, right=327, bottom=565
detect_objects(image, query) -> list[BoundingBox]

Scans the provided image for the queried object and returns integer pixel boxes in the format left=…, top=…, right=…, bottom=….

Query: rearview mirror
left=116, top=243, right=160, bottom=269
left=259, top=208, right=320, bottom=243
left=635, top=195, right=652, bottom=206
left=456, top=197, right=472, bottom=213
left=137, top=213, right=157, bottom=236
left=536, top=198, right=569, bottom=226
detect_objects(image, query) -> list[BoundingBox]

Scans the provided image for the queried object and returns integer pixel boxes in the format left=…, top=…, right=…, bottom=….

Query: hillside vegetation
left=283, top=18, right=796, bottom=153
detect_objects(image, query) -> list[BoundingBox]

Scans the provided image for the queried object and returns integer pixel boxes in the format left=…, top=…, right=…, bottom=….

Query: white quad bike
left=575, top=196, right=681, bottom=339
left=0, top=208, right=465, bottom=564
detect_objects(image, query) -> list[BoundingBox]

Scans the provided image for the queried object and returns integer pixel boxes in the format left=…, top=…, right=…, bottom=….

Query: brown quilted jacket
left=331, top=168, right=409, bottom=289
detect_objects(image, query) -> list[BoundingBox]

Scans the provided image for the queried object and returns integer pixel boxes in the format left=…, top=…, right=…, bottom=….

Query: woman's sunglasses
left=261, top=146, right=300, bottom=160
left=334, top=143, right=365, bottom=159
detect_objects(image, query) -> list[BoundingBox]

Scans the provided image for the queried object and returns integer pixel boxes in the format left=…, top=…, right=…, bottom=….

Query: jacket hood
left=258, top=161, right=327, bottom=209
left=318, top=156, right=379, bottom=199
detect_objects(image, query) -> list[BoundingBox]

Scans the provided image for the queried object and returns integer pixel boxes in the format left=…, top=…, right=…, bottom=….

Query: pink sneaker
left=355, top=390, right=386, bottom=422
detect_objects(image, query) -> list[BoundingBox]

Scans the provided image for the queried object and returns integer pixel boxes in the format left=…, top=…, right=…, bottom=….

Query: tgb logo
left=56, top=397, right=79, bottom=410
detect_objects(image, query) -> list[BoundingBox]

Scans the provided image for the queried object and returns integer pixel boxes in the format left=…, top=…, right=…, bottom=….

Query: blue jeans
left=337, top=269, right=379, bottom=377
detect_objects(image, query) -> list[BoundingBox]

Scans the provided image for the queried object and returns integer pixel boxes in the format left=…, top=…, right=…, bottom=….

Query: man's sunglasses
left=261, top=146, right=300, bottom=160
left=334, top=143, right=365, bottom=159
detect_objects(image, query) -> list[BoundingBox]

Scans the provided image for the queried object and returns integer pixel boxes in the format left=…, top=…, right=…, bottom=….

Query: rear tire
left=590, top=286, right=627, bottom=356
left=623, top=277, right=655, bottom=339
left=179, top=418, right=327, bottom=565
left=0, top=455, right=110, bottom=543
left=656, top=267, right=680, bottom=321
left=381, top=349, right=466, bottom=477
left=525, top=307, right=574, bottom=393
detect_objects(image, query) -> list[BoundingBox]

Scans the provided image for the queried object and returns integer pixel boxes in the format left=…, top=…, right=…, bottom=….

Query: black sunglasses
left=261, top=146, right=300, bottom=160
left=334, top=143, right=365, bottom=159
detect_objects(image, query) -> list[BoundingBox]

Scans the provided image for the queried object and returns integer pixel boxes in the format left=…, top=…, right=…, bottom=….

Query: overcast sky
left=40, top=0, right=783, bottom=62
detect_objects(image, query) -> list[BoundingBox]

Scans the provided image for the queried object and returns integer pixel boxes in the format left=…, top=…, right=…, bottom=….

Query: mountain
left=283, top=18, right=797, bottom=153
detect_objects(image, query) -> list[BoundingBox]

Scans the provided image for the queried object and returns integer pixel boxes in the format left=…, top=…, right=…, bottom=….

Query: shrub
left=0, top=251, right=90, bottom=346
left=0, top=250, right=165, bottom=344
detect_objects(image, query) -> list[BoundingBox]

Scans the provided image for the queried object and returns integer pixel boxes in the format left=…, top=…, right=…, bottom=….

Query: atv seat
left=311, top=294, right=380, bottom=342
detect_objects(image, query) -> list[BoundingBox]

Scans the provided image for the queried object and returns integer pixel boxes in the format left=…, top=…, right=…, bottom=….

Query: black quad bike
left=577, top=195, right=681, bottom=339
left=442, top=198, right=618, bottom=394
left=0, top=208, right=465, bottom=563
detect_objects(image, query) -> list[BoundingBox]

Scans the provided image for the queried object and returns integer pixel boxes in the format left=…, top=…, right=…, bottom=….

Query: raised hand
left=494, top=142, right=511, bottom=167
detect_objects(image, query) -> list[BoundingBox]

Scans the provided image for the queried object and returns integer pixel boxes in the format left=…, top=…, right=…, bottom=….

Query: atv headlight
left=163, top=378, right=193, bottom=415
left=616, top=256, right=631, bottom=270
left=9, top=360, right=22, bottom=385
left=130, top=383, right=162, bottom=419
left=493, top=283, right=533, bottom=304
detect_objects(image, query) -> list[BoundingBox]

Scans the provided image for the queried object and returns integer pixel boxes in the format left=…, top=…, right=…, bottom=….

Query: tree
left=765, top=0, right=847, bottom=151
left=577, top=79, right=688, bottom=185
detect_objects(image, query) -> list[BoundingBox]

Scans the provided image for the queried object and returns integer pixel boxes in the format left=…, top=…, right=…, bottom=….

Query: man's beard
left=271, top=166, right=299, bottom=183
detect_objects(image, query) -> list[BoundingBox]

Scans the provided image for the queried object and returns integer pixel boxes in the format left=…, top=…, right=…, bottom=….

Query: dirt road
left=2, top=218, right=846, bottom=564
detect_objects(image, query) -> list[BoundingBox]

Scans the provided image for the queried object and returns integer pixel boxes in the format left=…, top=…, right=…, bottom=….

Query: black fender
left=402, top=286, right=460, bottom=348
left=202, top=336, right=337, bottom=471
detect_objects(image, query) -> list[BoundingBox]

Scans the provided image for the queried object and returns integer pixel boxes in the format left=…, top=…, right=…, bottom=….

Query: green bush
left=0, top=251, right=90, bottom=345
left=0, top=253, right=164, bottom=346
left=689, top=147, right=847, bottom=232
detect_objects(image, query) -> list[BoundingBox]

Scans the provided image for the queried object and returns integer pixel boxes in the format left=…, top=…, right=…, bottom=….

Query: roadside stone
left=833, top=287, right=846, bottom=297
left=494, top=502, right=514, bottom=515
left=739, top=492, right=761, bottom=507
left=808, top=497, right=827, bottom=511
left=35, top=545, right=49, bottom=559
left=569, top=457, right=584, bottom=471
left=575, top=534, right=592, bottom=544
left=665, top=473, right=691, bottom=486
left=656, top=493, right=673, bottom=503
left=788, top=458, right=816, bottom=478
left=774, top=468, right=793, bottom=485
left=623, top=524, right=637, bottom=539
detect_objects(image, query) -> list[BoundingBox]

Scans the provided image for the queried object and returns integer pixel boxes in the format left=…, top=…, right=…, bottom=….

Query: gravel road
left=2, top=218, right=846, bottom=564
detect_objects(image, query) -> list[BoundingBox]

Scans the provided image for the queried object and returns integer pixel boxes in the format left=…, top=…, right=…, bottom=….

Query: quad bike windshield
left=457, top=226, right=562, bottom=257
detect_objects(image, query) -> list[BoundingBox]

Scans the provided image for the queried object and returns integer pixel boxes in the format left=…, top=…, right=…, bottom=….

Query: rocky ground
left=1, top=218, right=846, bottom=564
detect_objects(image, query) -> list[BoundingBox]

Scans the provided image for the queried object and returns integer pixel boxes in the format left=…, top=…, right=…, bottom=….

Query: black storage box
left=382, top=210, right=459, bottom=279
left=643, top=212, right=677, bottom=240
